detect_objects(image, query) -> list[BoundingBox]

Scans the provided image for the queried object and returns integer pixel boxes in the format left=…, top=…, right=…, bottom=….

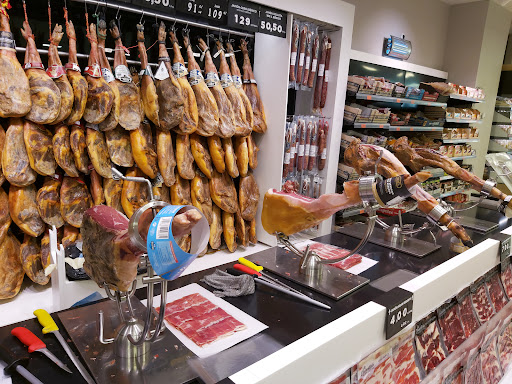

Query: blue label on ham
left=146, top=205, right=209, bottom=280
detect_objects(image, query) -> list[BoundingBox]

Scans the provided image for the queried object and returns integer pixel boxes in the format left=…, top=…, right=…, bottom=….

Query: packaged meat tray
left=464, top=346, right=483, bottom=384
left=500, top=259, right=512, bottom=299
left=485, top=267, right=508, bottom=313
left=392, top=330, right=421, bottom=384
left=300, top=242, right=363, bottom=270
left=415, top=312, right=448, bottom=375
left=480, top=331, right=502, bottom=384
left=438, top=298, right=466, bottom=353
left=457, top=287, right=481, bottom=338
left=498, top=316, right=512, bottom=373
left=471, top=278, right=495, bottom=325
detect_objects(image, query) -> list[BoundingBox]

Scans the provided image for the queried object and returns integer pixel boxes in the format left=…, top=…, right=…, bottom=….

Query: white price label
left=311, top=58, right=318, bottom=73
left=318, top=64, right=325, bottom=77
left=298, top=145, right=305, bottom=157
left=154, top=61, right=170, bottom=81
left=290, top=51, right=297, bottom=66
left=299, top=52, right=305, bottom=67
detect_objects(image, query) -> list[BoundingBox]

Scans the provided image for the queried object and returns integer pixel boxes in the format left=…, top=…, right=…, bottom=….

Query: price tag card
left=258, top=5, right=286, bottom=38
left=227, top=0, right=259, bottom=32
left=492, top=233, right=511, bottom=261
left=176, top=0, right=207, bottom=17
left=204, top=0, right=229, bottom=24
left=375, top=287, right=414, bottom=340
left=132, top=0, right=176, bottom=13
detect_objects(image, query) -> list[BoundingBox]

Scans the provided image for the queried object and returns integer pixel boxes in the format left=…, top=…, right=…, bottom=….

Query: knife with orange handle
left=11, top=327, right=72, bottom=373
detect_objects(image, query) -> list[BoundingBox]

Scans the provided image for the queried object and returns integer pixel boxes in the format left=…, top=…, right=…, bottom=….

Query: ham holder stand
left=57, top=167, right=198, bottom=384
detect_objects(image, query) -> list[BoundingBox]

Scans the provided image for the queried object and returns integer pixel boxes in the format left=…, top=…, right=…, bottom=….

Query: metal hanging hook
left=139, top=10, right=144, bottom=25
left=94, top=1, right=100, bottom=16
left=115, top=5, right=120, bottom=20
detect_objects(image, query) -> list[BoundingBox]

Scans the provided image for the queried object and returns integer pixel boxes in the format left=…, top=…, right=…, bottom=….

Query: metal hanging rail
left=71, top=0, right=254, bottom=38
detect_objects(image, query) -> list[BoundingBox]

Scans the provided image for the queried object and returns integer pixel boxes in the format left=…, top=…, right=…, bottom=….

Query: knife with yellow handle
left=238, top=257, right=263, bottom=272
left=34, top=309, right=96, bottom=384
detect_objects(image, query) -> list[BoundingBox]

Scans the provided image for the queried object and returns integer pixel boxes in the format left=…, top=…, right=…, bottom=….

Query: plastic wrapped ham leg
left=344, top=138, right=473, bottom=245
left=64, top=20, right=87, bottom=125
left=0, top=7, right=30, bottom=118
left=240, top=40, right=267, bottom=134
left=136, top=24, right=159, bottom=127
left=392, top=136, right=512, bottom=212
left=83, top=24, right=114, bottom=124
left=169, top=30, right=198, bottom=134
left=198, top=38, right=235, bottom=138
left=21, top=19, right=60, bottom=124
left=262, top=172, right=429, bottom=236
left=47, top=24, right=73, bottom=125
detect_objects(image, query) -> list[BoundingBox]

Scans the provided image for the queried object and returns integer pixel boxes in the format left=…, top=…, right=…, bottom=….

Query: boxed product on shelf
left=420, top=82, right=453, bottom=102
left=346, top=75, right=365, bottom=96
left=405, top=87, right=425, bottom=100
left=374, top=78, right=395, bottom=96
left=389, top=112, right=411, bottom=126
left=421, top=90, right=439, bottom=102
left=392, top=82, right=406, bottom=97
left=343, top=104, right=361, bottom=124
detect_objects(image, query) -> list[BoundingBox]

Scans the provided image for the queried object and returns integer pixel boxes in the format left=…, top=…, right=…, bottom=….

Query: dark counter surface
left=2, top=206, right=510, bottom=384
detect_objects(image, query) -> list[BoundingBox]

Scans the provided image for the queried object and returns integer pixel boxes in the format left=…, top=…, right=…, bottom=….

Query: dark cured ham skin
left=160, top=293, right=246, bottom=347
left=486, top=273, right=509, bottom=313
left=392, top=338, right=420, bottom=384
left=438, top=305, right=466, bottom=353
left=458, top=295, right=480, bottom=338
left=300, top=242, right=363, bottom=270
left=480, top=336, right=502, bottom=384
left=471, top=284, right=495, bottom=324
left=498, top=323, right=512, bottom=372
left=500, top=265, right=512, bottom=299
left=415, top=321, right=446, bottom=375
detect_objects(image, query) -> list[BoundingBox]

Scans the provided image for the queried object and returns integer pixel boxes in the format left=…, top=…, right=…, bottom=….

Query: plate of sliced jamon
left=143, top=283, right=268, bottom=357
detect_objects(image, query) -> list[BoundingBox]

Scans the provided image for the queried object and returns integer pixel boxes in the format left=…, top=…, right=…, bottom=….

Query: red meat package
left=464, top=346, right=483, bottom=384
left=500, top=259, right=512, bottom=299
left=415, top=312, right=448, bottom=375
left=392, top=330, right=421, bottom=384
left=480, top=331, right=502, bottom=384
left=457, top=287, right=481, bottom=338
left=300, top=241, right=363, bottom=270
left=498, top=315, right=512, bottom=373
left=471, top=277, right=495, bottom=325
left=437, top=298, right=466, bottom=354
left=485, top=267, right=509, bottom=313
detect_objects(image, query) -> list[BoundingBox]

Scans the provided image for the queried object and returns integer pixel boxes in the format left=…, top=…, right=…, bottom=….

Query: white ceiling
left=440, top=0, right=512, bottom=10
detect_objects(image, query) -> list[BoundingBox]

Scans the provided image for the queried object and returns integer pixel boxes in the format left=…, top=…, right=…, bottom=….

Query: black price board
left=375, top=287, right=414, bottom=339
left=131, top=0, right=176, bottom=13
left=176, top=0, right=207, bottom=17
left=227, top=0, right=259, bottom=33
left=258, top=5, right=286, bottom=38
left=204, top=0, right=229, bottom=23
left=492, top=233, right=511, bottom=261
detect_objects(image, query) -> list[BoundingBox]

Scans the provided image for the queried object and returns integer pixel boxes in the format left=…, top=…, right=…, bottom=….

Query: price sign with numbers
left=492, top=233, right=511, bottom=261
left=204, top=0, right=228, bottom=23
left=176, top=0, right=207, bottom=17
left=227, top=0, right=259, bottom=32
left=258, top=5, right=286, bottom=38
left=131, top=0, right=176, bottom=13
left=375, top=287, right=414, bottom=339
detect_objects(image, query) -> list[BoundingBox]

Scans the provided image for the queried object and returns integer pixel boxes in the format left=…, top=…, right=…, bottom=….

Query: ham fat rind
left=0, top=10, right=30, bottom=118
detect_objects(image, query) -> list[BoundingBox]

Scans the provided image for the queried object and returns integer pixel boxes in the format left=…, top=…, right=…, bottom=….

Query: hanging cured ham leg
left=154, top=22, right=185, bottom=131
left=392, top=136, right=512, bottom=207
left=198, top=38, right=236, bottom=138
left=344, top=139, right=472, bottom=245
left=21, top=19, right=61, bottom=124
left=183, top=34, right=219, bottom=136
left=262, top=172, right=429, bottom=236
left=83, top=23, right=114, bottom=124
left=136, top=24, right=159, bottom=127
left=169, top=30, right=198, bottom=134
left=226, top=42, right=254, bottom=133
left=0, top=7, right=30, bottom=118
left=97, top=20, right=120, bottom=132
left=64, top=19, right=87, bottom=125
left=47, top=24, right=73, bottom=124
left=109, top=21, right=143, bottom=130
left=215, top=40, right=251, bottom=136
left=240, top=40, right=267, bottom=134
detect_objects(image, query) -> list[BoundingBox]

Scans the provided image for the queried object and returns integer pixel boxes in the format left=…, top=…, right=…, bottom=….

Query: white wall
left=343, top=0, right=450, bottom=70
